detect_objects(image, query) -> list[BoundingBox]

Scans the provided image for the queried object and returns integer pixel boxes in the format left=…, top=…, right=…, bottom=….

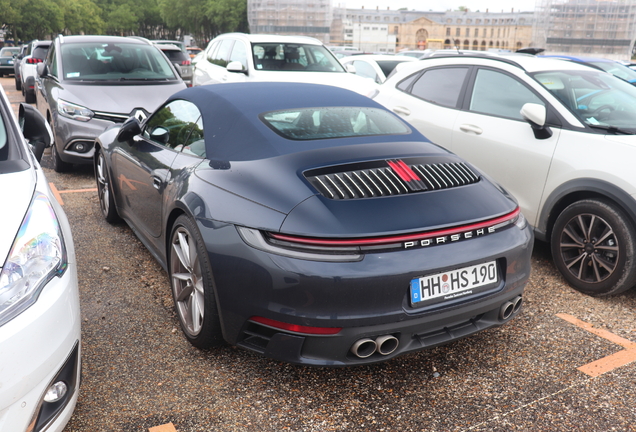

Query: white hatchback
left=0, top=88, right=81, bottom=430
left=192, top=33, right=377, bottom=95
left=373, top=53, right=636, bottom=297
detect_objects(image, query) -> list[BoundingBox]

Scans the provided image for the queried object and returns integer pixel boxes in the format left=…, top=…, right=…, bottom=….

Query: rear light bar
left=26, top=58, right=43, bottom=64
left=181, top=60, right=191, bottom=66
left=250, top=316, right=342, bottom=335
left=268, top=208, right=521, bottom=247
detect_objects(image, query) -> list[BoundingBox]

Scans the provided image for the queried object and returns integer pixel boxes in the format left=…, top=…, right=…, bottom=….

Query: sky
left=336, top=1, right=537, bottom=13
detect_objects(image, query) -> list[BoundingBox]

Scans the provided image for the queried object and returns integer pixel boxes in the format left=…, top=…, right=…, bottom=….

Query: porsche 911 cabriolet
left=94, top=82, right=533, bottom=366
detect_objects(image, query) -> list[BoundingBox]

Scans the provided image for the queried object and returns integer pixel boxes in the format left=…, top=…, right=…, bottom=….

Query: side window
left=47, top=44, right=58, bottom=78
left=409, top=67, right=469, bottom=108
left=211, top=39, right=233, bottom=67
left=143, top=100, right=202, bottom=152
left=469, top=68, right=544, bottom=120
left=229, top=41, right=248, bottom=70
left=182, top=117, right=205, bottom=158
left=352, top=60, right=379, bottom=83
left=205, top=41, right=219, bottom=63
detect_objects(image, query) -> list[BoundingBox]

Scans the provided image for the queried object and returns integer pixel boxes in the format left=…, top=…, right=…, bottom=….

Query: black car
left=94, top=82, right=533, bottom=366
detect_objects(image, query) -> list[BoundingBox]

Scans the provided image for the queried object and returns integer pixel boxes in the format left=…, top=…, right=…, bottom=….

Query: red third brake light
left=181, top=60, right=191, bottom=66
left=26, top=58, right=43, bottom=64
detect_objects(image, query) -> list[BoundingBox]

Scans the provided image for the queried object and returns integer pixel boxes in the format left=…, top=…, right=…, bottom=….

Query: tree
left=15, top=0, right=64, bottom=40
left=59, top=0, right=105, bottom=35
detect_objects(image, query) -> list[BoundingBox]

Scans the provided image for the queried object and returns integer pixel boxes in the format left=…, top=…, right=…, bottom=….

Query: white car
left=0, top=87, right=81, bottom=430
left=19, top=40, right=51, bottom=103
left=339, top=54, right=416, bottom=84
left=373, top=53, right=636, bottom=297
left=192, top=33, right=377, bottom=95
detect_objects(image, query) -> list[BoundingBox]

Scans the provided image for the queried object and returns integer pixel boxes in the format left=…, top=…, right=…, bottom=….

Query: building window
left=474, top=28, right=479, bottom=36
left=446, top=27, right=451, bottom=36
left=456, top=28, right=461, bottom=36
left=465, top=28, right=470, bottom=36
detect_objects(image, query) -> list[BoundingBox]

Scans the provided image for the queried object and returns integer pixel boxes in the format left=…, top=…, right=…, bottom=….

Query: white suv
left=373, top=53, right=636, bottom=297
left=192, top=33, right=377, bottom=95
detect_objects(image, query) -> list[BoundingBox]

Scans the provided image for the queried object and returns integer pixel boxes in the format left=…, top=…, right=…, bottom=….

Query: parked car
left=19, top=40, right=51, bottom=103
left=187, top=46, right=202, bottom=58
left=151, top=39, right=187, bottom=54
left=340, top=54, right=417, bottom=83
left=0, top=46, right=20, bottom=76
left=542, top=55, right=636, bottom=85
left=192, top=33, right=378, bottom=95
left=94, top=81, right=532, bottom=366
left=395, top=49, right=432, bottom=59
left=0, top=87, right=81, bottom=431
left=13, top=44, right=29, bottom=90
left=35, top=34, right=186, bottom=172
left=373, top=53, right=636, bottom=296
left=155, top=42, right=192, bottom=86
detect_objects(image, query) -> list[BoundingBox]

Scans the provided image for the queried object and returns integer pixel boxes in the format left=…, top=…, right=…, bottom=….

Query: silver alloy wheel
left=170, top=226, right=205, bottom=336
left=557, top=213, right=619, bottom=283
left=96, top=152, right=110, bottom=217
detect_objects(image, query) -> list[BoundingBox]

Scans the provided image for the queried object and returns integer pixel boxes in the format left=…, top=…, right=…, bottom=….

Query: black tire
left=51, top=143, right=72, bottom=173
left=551, top=199, right=636, bottom=296
left=169, top=215, right=224, bottom=348
left=95, top=150, right=121, bottom=223
left=15, top=76, right=21, bottom=91
left=24, top=89, right=35, bottom=104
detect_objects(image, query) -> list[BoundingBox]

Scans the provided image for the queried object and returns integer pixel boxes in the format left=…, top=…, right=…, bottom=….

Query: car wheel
left=24, top=89, right=35, bottom=104
left=95, top=150, right=121, bottom=223
left=169, top=215, right=223, bottom=348
left=15, top=76, right=21, bottom=91
left=51, top=143, right=72, bottom=173
left=551, top=199, right=636, bottom=296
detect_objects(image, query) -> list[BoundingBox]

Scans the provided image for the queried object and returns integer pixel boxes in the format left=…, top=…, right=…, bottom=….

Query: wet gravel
left=3, top=79, right=635, bottom=431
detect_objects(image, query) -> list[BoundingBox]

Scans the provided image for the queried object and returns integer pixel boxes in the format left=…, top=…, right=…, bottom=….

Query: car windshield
left=261, top=107, right=410, bottom=140
left=252, top=43, right=345, bottom=72
left=588, top=61, right=636, bottom=83
left=61, top=42, right=177, bottom=81
left=533, top=69, right=636, bottom=132
left=0, top=48, right=19, bottom=57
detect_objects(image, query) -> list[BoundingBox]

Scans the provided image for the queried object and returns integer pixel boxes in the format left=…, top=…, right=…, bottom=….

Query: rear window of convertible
left=260, top=107, right=410, bottom=140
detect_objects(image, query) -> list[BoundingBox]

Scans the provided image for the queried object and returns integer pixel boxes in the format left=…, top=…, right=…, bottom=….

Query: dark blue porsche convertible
left=94, top=82, right=533, bottom=366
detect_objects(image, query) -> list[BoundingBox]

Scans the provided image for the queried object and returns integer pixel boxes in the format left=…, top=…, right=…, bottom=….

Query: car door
left=376, top=66, right=469, bottom=149
left=36, top=42, right=59, bottom=119
left=451, top=67, right=560, bottom=227
left=112, top=100, right=201, bottom=239
left=194, top=39, right=234, bottom=85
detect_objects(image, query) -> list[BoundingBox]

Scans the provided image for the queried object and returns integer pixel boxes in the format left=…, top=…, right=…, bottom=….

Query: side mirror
left=345, top=63, right=356, bottom=74
left=19, top=103, right=53, bottom=162
left=227, top=61, right=246, bottom=74
left=36, top=62, right=48, bottom=77
left=520, top=103, right=552, bottom=140
left=149, top=126, right=169, bottom=144
left=116, top=117, right=142, bottom=142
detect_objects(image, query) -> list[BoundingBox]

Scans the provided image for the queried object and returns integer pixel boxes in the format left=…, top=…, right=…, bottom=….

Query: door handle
left=392, top=106, right=411, bottom=116
left=459, top=124, right=483, bottom=135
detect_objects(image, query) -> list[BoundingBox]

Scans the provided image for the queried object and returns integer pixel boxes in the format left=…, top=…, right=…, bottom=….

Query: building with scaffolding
left=247, top=0, right=333, bottom=43
left=533, top=0, right=636, bottom=59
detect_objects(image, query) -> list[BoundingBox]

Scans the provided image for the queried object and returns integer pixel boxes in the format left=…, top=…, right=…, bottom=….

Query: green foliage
left=1, top=0, right=248, bottom=44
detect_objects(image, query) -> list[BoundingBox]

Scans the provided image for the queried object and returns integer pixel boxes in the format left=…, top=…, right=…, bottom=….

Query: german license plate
left=410, top=261, right=498, bottom=306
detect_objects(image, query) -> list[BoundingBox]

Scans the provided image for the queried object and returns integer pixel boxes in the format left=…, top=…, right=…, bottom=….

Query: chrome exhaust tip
left=499, top=301, right=515, bottom=320
left=375, top=335, right=399, bottom=355
left=350, top=338, right=377, bottom=358
left=512, top=295, right=523, bottom=313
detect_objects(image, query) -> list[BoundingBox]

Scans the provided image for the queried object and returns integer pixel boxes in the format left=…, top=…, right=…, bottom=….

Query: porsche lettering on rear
left=404, top=226, right=497, bottom=249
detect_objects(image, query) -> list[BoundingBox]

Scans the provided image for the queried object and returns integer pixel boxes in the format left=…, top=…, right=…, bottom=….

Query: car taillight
left=26, top=58, right=43, bottom=64
left=181, top=60, right=191, bottom=66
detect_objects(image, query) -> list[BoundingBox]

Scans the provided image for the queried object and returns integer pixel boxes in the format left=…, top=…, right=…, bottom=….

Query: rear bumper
left=201, top=219, right=533, bottom=366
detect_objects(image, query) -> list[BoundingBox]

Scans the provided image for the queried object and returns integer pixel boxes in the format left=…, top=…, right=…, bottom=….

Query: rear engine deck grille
left=307, top=161, right=479, bottom=200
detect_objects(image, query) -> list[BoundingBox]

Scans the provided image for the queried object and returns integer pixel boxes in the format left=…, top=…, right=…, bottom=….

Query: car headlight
left=0, top=192, right=67, bottom=327
left=57, top=99, right=94, bottom=122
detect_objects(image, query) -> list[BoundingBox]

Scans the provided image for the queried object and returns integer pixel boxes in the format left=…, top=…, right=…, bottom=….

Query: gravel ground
left=3, top=78, right=635, bottom=432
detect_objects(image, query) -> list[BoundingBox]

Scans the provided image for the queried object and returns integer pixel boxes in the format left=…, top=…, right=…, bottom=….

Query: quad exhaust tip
left=500, top=295, right=523, bottom=321
left=350, top=335, right=399, bottom=358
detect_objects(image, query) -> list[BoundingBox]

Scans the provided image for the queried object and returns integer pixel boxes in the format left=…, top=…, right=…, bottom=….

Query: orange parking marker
left=557, top=313, right=636, bottom=377
left=149, top=423, right=177, bottom=432
left=48, top=182, right=97, bottom=206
